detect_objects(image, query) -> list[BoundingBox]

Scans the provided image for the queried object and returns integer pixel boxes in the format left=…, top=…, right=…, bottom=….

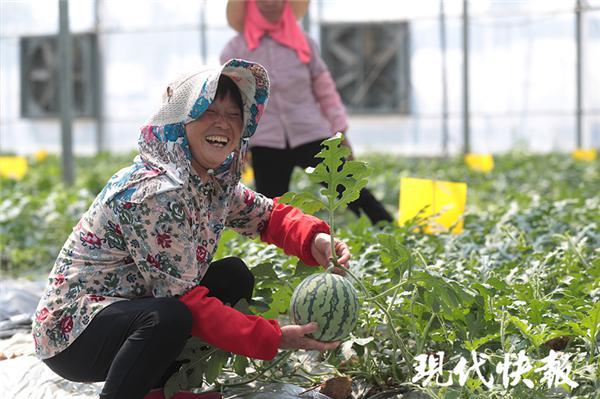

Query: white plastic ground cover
left=0, top=279, right=102, bottom=398
left=0, top=332, right=103, bottom=398
left=0, top=279, right=45, bottom=339
left=224, top=382, right=330, bottom=398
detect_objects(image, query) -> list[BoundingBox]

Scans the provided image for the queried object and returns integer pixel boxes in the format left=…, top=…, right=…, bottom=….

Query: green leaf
left=233, top=298, right=253, bottom=315
left=279, top=191, right=325, bottom=214
left=232, top=355, right=249, bottom=376
left=305, top=133, right=370, bottom=211
left=580, top=301, right=600, bottom=341
left=464, top=332, right=501, bottom=351
left=247, top=299, right=270, bottom=314
left=251, top=262, right=279, bottom=280
left=204, top=350, right=230, bottom=384
left=333, top=163, right=370, bottom=210
left=164, top=368, right=188, bottom=399
left=377, top=233, right=413, bottom=278
left=176, top=337, right=211, bottom=362
left=528, top=298, right=544, bottom=325
left=186, top=362, right=205, bottom=390
left=509, top=315, right=532, bottom=338
left=293, top=260, right=319, bottom=277
left=567, top=321, right=587, bottom=337
left=443, top=389, right=462, bottom=399
left=261, top=285, right=293, bottom=319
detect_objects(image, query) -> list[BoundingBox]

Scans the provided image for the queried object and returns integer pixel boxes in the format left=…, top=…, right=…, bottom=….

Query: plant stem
left=218, top=351, right=293, bottom=388
left=364, top=280, right=409, bottom=301
left=329, top=206, right=338, bottom=267
left=387, top=285, right=403, bottom=382
left=414, top=248, right=428, bottom=268
left=340, top=266, right=414, bottom=378
left=416, top=313, right=436, bottom=355
left=500, top=308, right=507, bottom=353
left=555, top=233, right=591, bottom=269
left=186, top=347, right=218, bottom=369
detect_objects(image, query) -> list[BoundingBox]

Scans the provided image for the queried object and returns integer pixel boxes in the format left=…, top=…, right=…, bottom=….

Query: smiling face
left=185, top=77, right=244, bottom=175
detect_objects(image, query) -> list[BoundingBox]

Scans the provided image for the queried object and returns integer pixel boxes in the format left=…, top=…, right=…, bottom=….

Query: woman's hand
left=279, top=323, right=340, bottom=351
left=310, top=232, right=351, bottom=274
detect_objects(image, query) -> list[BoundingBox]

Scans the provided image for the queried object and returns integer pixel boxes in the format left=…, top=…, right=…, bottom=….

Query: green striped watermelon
left=289, top=271, right=359, bottom=342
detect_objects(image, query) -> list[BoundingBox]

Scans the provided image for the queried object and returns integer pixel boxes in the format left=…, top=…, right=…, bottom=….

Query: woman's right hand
left=279, top=323, right=340, bottom=351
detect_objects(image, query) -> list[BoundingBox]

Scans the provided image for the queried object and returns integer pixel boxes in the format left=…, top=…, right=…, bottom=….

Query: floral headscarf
left=99, top=59, right=269, bottom=205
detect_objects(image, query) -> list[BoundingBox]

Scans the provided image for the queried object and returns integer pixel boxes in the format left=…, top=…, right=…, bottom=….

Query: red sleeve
left=179, top=285, right=282, bottom=361
left=260, top=198, right=330, bottom=266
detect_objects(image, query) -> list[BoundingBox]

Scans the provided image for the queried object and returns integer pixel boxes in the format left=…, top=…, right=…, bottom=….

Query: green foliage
left=268, top=151, right=598, bottom=397
left=0, top=152, right=133, bottom=277
left=2, top=148, right=598, bottom=398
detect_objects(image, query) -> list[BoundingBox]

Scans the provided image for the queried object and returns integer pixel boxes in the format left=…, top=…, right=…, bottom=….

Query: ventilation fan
left=20, top=34, right=97, bottom=118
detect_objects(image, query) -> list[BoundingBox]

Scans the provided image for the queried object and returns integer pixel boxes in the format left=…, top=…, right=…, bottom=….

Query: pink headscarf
left=243, top=0, right=311, bottom=64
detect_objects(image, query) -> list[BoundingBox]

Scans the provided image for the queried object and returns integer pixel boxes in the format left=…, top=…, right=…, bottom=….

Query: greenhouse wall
left=1, top=0, right=599, bottom=156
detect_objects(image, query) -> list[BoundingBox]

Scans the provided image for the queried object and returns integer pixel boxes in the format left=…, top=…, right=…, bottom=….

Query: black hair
left=215, top=75, right=244, bottom=120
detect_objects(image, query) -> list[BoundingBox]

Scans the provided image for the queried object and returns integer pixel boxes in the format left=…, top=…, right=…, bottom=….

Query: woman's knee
left=223, top=257, right=255, bottom=291
left=207, top=257, right=255, bottom=301
left=233, top=256, right=254, bottom=277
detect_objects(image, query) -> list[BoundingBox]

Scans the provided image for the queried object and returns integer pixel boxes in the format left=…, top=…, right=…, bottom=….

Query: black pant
left=43, top=257, right=254, bottom=399
left=251, top=140, right=393, bottom=224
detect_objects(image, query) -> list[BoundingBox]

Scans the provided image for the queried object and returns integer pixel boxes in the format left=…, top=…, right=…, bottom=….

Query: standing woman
left=221, top=0, right=393, bottom=224
left=33, top=59, right=349, bottom=399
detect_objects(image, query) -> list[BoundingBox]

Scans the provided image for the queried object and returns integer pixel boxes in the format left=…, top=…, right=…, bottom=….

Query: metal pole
left=58, top=0, right=74, bottom=185
left=94, top=0, right=105, bottom=153
left=317, top=0, right=323, bottom=42
left=440, top=0, right=449, bottom=157
left=462, top=0, right=471, bottom=154
left=575, top=0, right=583, bottom=148
left=303, top=3, right=310, bottom=33
left=200, top=0, right=207, bottom=64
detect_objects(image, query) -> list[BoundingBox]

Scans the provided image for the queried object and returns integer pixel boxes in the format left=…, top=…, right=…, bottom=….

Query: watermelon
left=289, top=271, right=359, bottom=342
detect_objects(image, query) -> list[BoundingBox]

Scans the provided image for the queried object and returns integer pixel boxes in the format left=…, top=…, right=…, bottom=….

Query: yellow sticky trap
left=33, top=150, right=49, bottom=162
left=399, top=177, right=467, bottom=234
left=0, top=156, right=28, bottom=180
left=241, top=165, right=254, bottom=186
left=571, top=148, right=597, bottom=161
left=464, top=153, right=494, bottom=172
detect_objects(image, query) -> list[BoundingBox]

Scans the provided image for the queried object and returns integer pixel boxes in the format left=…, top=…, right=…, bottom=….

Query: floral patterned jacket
left=32, top=60, right=307, bottom=359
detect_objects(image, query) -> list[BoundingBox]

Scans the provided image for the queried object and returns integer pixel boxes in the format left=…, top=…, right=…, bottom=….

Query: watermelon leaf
left=164, top=337, right=217, bottom=398
left=340, top=340, right=357, bottom=361
left=281, top=133, right=371, bottom=268
left=307, top=133, right=370, bottom=211
left=232, top=355, right=249, bottom=377
left=279, top=191, right=325, bottom=214
left=377, top=234, right=414, bottom=279
left=164, top=369, right=188, bottom=399
left=205, top=350, right=230, bottom=384
left=261, top=285, right=293, bottom=319
left=293, top=260, right=320, bottom=277
left=233, top=298, right=253, bottom=315
left=251, top=262, right=279, bottom=280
